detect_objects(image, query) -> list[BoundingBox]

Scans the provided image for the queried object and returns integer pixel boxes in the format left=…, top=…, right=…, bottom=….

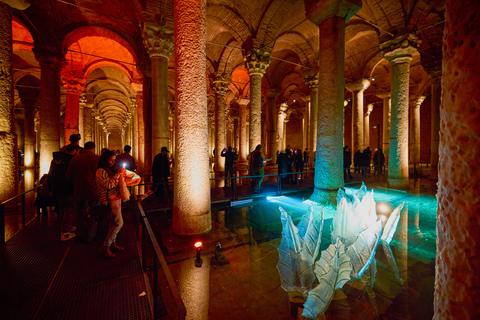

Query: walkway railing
left=0, top=186, right=40, bottom=245
left=136, top=200, right=186, bottom=320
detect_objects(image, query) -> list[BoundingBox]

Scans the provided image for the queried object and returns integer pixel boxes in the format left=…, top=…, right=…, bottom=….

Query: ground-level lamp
left=194, top=241, right=203, bottom=267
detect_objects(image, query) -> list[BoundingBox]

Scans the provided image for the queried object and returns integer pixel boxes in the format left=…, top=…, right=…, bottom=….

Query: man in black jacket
left=152, top=146, right=172, bottom=199
left=221, top=146, right=236, bottom=187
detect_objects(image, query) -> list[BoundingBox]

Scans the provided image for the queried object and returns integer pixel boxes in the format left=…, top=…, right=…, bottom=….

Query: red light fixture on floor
left=194, top=241, right=203, bottom=267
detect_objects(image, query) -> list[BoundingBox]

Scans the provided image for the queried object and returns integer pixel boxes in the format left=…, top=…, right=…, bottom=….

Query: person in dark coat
left=343, top=146, right=354, bottom=180
left=61, top=133, right=83, bottom=155
left=221, top=146, right=236, bottom=187
left=152, top=146, right=172, bottom=198
left=373, top=148, right=386, bottom=175
left=48, top=145, right=77, bottom=241
left=363, top=146, right=372, bottom=173
left=66, top=141, right=99, bottom=243
left=295, top=149, right=304, bottom=181
left=360, top=149, right=370, bottom=178
left=276, top=150, right=287, bottom=187
left=115, top=145, right=136, bottom=172
left=285, top=149, right=293, bottom=184
left=353, top=149, right=362, bottom=173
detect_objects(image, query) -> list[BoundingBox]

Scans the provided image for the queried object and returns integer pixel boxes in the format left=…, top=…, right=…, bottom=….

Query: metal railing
left=0, top=186, right=40, bottom=245
left=135, top=200, right=186, bottom=320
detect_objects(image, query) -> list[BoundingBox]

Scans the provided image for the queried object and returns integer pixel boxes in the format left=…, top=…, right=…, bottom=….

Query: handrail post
left=142, top=221, right=147, bottom=271
left=0, top=204, right=5, bottom=245
left=277, top=174, right=281, bottom=195
left=153, top=249, right=159, bottom=319
left=22, top=194, right=26, bottom=227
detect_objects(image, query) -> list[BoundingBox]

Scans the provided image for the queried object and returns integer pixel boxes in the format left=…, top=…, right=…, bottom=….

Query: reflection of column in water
left=392, top=203, right=409, bottom=317
left=214, top=171, right=224, bottom=188
left=176, top=257, right=210, bottom=320
left=217, top=210, right=225, bottom=228
left=24, top=169, right=36, bottom=206
left=411, top=202, right=423, bottom=238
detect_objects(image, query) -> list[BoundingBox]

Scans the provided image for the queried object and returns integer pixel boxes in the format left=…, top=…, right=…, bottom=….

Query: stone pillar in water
left=173, top=0, right=211, bottom=236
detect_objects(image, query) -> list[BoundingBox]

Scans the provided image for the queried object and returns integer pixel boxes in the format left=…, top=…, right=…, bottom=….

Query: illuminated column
left=304, top=0, right=361, bottom=205
left=131, top=83, right=144, bottom=174
left=381, top=33, right=420, bottom=188
left=409, top=96, right=425, bottom=164
left=343, top=100, right=348, bottom=146
left=0, top=3, right=17, bottom=201
left=246, top=51, right=269, bottom=152
left=364, top=103, right=373, bottom=148
left=129, top=97, right=138, bottom=159
left=267, top=89, right=278, bottom=163
left=377, top=92, right=391, bottom=156
left=61, top=75, right=86, bottom=145
left=238, top=99, right=249, bottom=164
left=207, top=112, right=214, bottom=162
left=79, top=94, right=86, bottom=145
left=436, top=1, right=480, bottom=317
left=426, top=66, right=442, bottom=169
left=17, top=86, right=39, bottom=169
left=276, top=103, right=288, bottom=152
left=143, top=24, right=174, bottom=157
left=173, top=0, right=211, bottom=236
left=33, top=45, right=64, bottom=175
left=346, top=78, right=370, bottom=152
left=306, top=75, right=318, bottom=154
left=213, top=78, right=229, bottom=172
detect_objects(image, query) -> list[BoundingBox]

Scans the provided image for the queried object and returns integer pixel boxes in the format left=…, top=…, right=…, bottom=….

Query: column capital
left=305, top=73, right=319, bottom=91
left=268, top=89, right=279, bottom=98
left=61, top=74, right=86, bottom=95
left=365, top=103, right=374, bottom=116
left=345, top=77, right=371, bottom=92
left=376, top=92, right=391, bottom=99
left=130, top=97, right=137, bottom=111
left=245, top=49, right=270, bottom=76
left=213, top=79, right=230, bottom=96
left=80, top=94, right=87, bottom=107
left=33, top=36, right=64, bottom=66
left=344, top=100, right=348, bottom=107
left=380, top=33, right=421, bottom=65
left=142, top=23, right=174, bottom=60
left=303, top=0, right=362, bottom=25
left=237, top=98, right=250, bottom=106
left=278, top=102, right=288, bottom=114
left=410, top=95, right=426, bottom=108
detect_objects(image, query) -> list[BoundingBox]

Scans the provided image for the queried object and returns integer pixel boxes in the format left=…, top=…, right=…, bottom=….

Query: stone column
left=346, top=78, right=370, bottom=153
left=409, top=96, right=425, bottom=164
left=61, top=74, right=86, bottom=144
left=364, top=103, right=373, bottom=148
left=276, top=103, right=288, bottom=152
left=16, top=84, right=39, bottom=169
left=0, top=3, right=17, bottom=201
left=246, top=52, right=269, bottom=152
left=143, top=24, right=174, bottom=158
left=79, top=94, right=86, bottom=145
left=427, top=68, right=441, bottom=169
left=129, top=97, right=138, bottom=160
left=306, top=76, right=318, bottom=154
left=381, top=33, right=421, bottom=188
left=83, top=104, right=93, bottom=143
left=33, top=46, right=64, bottom=176
left=173, top=0, right=211, bottom=236
left=304, top=0, right=361, bottom=205
left=267, top=89, right=278, bottom=163
left=131, top=83, right=145, bottom=175
left=377, top=92, right=391, bottom=156
left=436, top=1, right=480, bottom=317
left=238, top=99, right=249, bottom=164
left=213, top=78, right=229, bottom=172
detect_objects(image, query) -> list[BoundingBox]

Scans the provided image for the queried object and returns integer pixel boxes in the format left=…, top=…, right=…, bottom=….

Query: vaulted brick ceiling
left=11, top=0, right=445, bottom=133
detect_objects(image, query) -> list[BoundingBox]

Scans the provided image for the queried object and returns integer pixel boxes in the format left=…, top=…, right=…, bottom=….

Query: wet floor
left=159, top=174, right=438, bottom=319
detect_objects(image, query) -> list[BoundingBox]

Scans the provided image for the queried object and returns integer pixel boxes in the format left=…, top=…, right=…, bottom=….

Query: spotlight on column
left=194, top=241, right=203, bottom=268
left=211, top=242, right=230, bottom=266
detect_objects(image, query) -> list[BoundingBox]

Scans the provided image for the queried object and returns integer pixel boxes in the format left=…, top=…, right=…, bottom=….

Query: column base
left=172, top=211, right=212, bottom=237
left=309, top=188, right=338, bottom=218
left=387, top=177, right=409, bottom=189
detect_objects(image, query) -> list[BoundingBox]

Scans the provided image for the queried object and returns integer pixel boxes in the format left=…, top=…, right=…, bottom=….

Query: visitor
left=115, top=145, right=136, bottom=172
left=295, top=148, right=304, bottom=181
left=152, top=146, right=172, bottom=199
left=221, top=146, right=235, bottom=187
left=373, top=148, right=386, bottom=175
left=66, top=141, right=99, bottom=243
left=61, top=133, right=83, bottom=155
left=343, top=146, right=354, bottom=180
left=303, top=148, right=309, bottom=168
left=249, top=144, right=271, bottom=193
left=363, top=146, right=372, bottom=172
left=353, top=149, right=362, bottom=174
left=95, top=150, right=126, bottom=259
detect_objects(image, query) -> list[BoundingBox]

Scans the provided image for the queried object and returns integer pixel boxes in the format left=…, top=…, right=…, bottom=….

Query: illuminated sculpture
left=277, top=183, right=405, bottom=318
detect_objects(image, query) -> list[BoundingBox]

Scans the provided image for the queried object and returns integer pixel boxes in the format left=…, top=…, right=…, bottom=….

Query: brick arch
left=207, top=5, right=253, bottom=44
left=254, top=0, right=293, bottom=52
left=273, top=31, right=316, bottom=68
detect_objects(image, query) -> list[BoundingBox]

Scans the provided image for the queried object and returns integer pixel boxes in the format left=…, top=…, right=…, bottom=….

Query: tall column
left=409, top=96, right=425, bottom=164
left=267, top=89, right=278, bottom=163
left=425, top=65, right=442, bottom=169
left=79, top=94, right=86, bottom=145
left=238, top=99, right=249, bottom=164
left=213, top=78, right=229, bottom=172
left=306, top=76, right=318, bottom=154
left=61, top=75, right=86, bottom=144
left=246, top=51, right=269, bottom=152
left=0, top=3, right=17, bottom=201
left=304, top=0, right=361, bottom=205
left=143, top=24, right=174, bottom=157
left=129, top=97, right=138, bottom=160
left=364, top=103, right=373, bottom=148
left=33, top=45, right=64, bottom=176
left=173, top=0, right=211, bottom=236
left=276, top=103, right=288, bottom=152
left=381, top=33, right=421, bottom=188
left=346, top=78, right=370, bottom=153
left=377, top=92, right=391, bottom=156
left=436, top=0, right=480, bottom=317
left=16, top=84, right=39, bottom=169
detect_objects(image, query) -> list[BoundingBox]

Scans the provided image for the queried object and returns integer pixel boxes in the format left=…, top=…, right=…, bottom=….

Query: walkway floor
left=0, top=208, right=152, bottom=320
